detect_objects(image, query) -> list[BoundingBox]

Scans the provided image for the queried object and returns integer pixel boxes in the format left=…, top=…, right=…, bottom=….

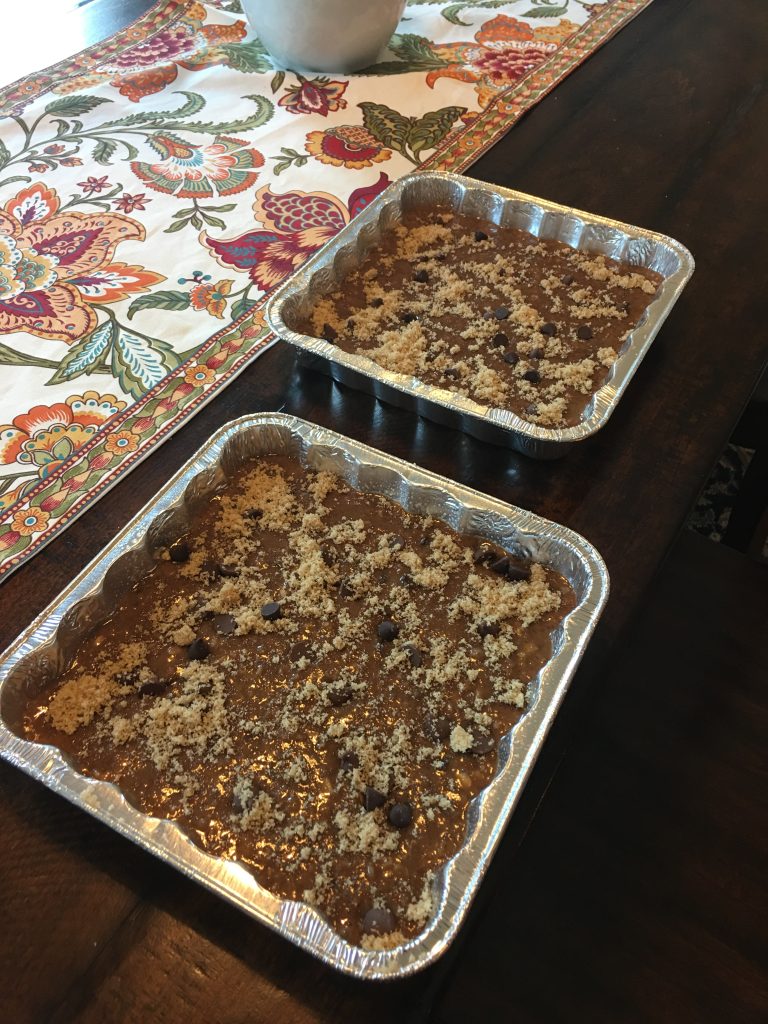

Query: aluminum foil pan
left=266, top=171, right=694, bottom=458
left=0, top=413, right=608, bottom=978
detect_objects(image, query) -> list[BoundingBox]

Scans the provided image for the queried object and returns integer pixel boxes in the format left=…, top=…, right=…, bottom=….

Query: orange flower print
left=0, top=183, right=165, bottom=343
left=104, top=430, right=140, bottom=455
left=0, top=391, right=127, bottom=483
left=426, top=15, right=558, bottom=106
left=11, top=507, right=50, bottom=536
left=189, top=279, right=233, bottom=319
left=183, top=363, right=216, bottom=387
left=305, top=126, right=391, bottom=169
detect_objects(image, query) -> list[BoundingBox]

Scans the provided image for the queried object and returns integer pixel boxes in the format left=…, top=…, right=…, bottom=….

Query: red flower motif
left=204, top=175, right=390, bottom=293
left=44, top=144, right=65, bottom=155
left=305, top=125, right=391, bottom=169
left=78, top=176, right=111, bottom=194
left=278, top=76, right=348, bottom=117
left=473, top=41, right=558, bottom=87
left=28, top=163, right=48, bottom=173
left=113, top=193, right=151, bottom=213
left=59, top=157, right=84, bottom=167
left=43, top=6, right=248, bottom=105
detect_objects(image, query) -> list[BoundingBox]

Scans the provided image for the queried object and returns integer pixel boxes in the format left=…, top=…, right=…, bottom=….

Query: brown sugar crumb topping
left=25, top=454, right=574, bottom=946
left=299, top=211, right=663, bottom=428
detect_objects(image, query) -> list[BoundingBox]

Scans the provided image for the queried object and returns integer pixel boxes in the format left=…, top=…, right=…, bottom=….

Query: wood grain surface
left=1, top=0, right=766, bottom=1020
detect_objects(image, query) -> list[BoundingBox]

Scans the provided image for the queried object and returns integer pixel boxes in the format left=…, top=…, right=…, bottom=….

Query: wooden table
left=1, top=1, right=767, bottom=1020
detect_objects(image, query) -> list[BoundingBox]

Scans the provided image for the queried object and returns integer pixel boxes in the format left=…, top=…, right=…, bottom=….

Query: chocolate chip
left=540, top=322, right=557, bottom=336
left=261, top=602, right=281, bottom=621
left=213, top=613, right=236, bottom=635
left=401, top=311, right=418, bottom=324
left=419, top=533, right=431, bottom=547
left=562, top=274, right=575, bottom=286
left=494, top=306, right=510, bottom=320
left=168, top=539, right=190, bottom=563
left=187, top=637, right=210, bottom=661
left=490, top=556, right=510, bottom=575
left=470, top=733, right=495, bottom=756
left=371, top=296, right=383, bottom=308
left=429, top=717, right=451, bottom=740
left=482, top=310, right=494, bottom=320
left=530, top=348, right=545, bottom=360
left=138, top=680, right=168, bottom=698
left=329, top=685, right=352, bottom=707
left=405, top=645, right=423, bottom=668
left=388, top=801, right=413, bottom=828
left=245, top=507, right=263, bottom=520
left=474, top=229, right=488, bottom=242
left=377, top=620, right=399, bottom=643
left=503, top=350, right=519, bottom=365
left=290, top=641, right=313, bottom=663
left=321, top=322, right=337, bottom=343
left=523, top=369, right=541, bottom=383
left=216, top=562, right=239, bottom=578
left=443, top=367, right=460, bottom=380
left=413, top=269, right=429, bottom=283
left=472, top=543, right=497, bottom=565
left=477, top=621, right=500, bottom=638
left=339, top=751, right=359, bottom=771
left=388, top=534, right=405, bottom=551
left=363, top=786, right=387, bottom=811
left=491, top=332, right=508, bottom=347
left=507, top=563, right=532, bottom=582
left=577, top=324, right=593, bottom=340
left=398, top=572, right=413, bottom=587
left=363, top=907, right=396, bottom=935
left=321, top=546, right=336, bottom=566
left=337, top=578, right=355, bottom=598
left=435, top=252, right=447, bottom=262
left=232, top=790, right=246, bottom=813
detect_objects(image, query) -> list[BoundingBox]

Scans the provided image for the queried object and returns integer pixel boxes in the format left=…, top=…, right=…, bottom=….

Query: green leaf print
left=46, top=321, right=114, bottom=385
left=220, top=38, right=274, bottom=74
left=127, top=291, right=192, bottom=320
left=110, top=327, right=180, bottom=400
left=44, top=95, right=112, bottom=117
left=179, top=96, right=275, bottom=135
left=98, top=92, right=207, bottom=130
left=409, top=105, right=467, bottom=157
left=441, top=2, right=510, bottom=27
left=359, top=102, right=413, bottom=158
left=92, top=138, right=118, bottom=166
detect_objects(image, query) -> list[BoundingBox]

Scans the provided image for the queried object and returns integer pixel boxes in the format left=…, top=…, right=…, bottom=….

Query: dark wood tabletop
left=1, top=0, right=767, bottom=1021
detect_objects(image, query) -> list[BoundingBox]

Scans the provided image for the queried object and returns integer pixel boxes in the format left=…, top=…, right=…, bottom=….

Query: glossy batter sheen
left=24, top=455, right=574, bottom=947
left=301, top=210, right=663, bottom=428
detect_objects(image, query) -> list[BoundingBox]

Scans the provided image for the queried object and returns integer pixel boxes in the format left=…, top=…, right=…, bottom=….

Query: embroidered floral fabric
left=0, top=0, right=651, bottom=580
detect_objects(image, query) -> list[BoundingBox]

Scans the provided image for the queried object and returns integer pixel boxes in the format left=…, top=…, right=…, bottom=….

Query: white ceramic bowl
left=242, top=0, right=407, bottom=74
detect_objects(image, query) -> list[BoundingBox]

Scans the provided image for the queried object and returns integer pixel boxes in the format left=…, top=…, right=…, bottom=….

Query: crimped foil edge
left=265, top=171, right=694, bottom=457
left=0, top=413, right=608, bottom=978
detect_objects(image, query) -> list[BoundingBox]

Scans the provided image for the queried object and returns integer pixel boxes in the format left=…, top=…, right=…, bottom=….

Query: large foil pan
left=0, top=413, right=608, bottom=978
left=265, top=171, right=694, bottom=458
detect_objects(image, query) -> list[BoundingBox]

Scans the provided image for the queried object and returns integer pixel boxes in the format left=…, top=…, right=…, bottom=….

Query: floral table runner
left=0, top=0, right=652, bottom=581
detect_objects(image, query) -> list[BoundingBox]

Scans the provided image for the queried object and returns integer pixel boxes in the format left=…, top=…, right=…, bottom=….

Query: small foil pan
left=0, top=413, right=608, bottom=979
left=266, top=171, right=694, bottom=458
